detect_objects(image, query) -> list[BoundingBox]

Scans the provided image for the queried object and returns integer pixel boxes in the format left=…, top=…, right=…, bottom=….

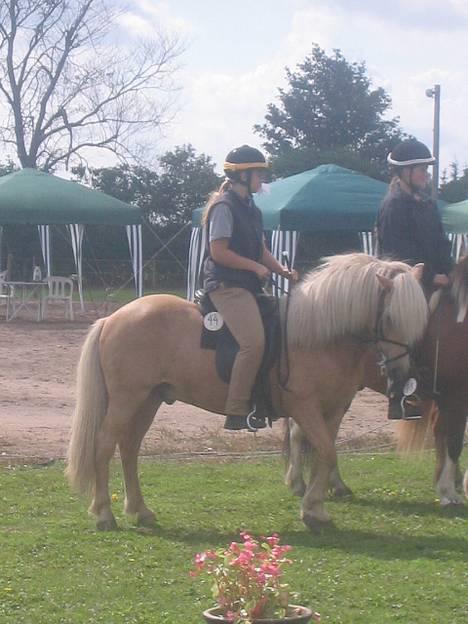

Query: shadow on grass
left=282, top=525, right=468, bottom=562
left=124, top=517, right=467, bottom=564
left=339, top=495, right=468, bottom=519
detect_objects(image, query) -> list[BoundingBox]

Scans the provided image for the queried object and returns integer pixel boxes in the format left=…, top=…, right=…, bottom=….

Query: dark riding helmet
left=387, top=139, right=436, bottom=167
left=223, top=145, right=268, bottom=178
left=223, top=145, right=269, bottom=194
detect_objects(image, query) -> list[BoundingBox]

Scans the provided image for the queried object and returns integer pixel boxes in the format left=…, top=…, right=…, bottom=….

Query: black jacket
left=203, top=190, right=264, bottom=293
left=376, top=186, right=453, bottom=288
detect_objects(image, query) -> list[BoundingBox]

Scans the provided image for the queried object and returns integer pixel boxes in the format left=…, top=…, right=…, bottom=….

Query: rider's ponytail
left=201, top=179, right=232, bottom=225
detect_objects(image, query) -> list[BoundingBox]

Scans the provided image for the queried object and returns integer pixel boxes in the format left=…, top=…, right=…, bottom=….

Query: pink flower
left=191, top=532, right=308, bottom=623
left=260, top=562, right=281, bottom=576
left=194, top=552, right=207, bottom=569
left=264, top=534, right=280, bottom=547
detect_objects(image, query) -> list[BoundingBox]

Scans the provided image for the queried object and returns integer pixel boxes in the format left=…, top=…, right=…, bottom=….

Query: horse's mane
left=287, top=253, right=428, bottom=349
left=450, top=255, right=468, bottom=322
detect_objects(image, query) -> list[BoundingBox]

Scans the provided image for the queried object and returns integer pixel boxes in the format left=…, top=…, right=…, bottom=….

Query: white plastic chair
left=42, top=276, right=74, bottom=320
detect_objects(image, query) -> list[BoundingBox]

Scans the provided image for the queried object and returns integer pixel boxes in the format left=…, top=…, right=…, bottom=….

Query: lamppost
left=425, top=84, right=441, bottom=199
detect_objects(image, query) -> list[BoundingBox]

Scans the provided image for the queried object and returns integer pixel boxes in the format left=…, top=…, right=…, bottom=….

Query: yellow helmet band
left=223, top=161, right=268, bottom=171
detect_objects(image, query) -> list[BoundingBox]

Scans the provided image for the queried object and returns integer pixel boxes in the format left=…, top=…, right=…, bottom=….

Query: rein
left=356, top=289, right=412, bottom=371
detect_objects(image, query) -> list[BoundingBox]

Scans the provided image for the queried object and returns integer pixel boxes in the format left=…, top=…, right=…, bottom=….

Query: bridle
left=373, top=288, right=412, bottom=371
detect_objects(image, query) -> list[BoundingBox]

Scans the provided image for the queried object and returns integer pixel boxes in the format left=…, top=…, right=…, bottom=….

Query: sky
left=112, top=0, right=468, bottom=176
left=1, top=0, right=467, bottom=177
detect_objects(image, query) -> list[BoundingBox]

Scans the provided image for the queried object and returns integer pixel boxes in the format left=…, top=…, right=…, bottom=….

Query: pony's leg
left=119, top=394, right=162, bottom=527
left=434, top=395, right=466, bottom=506
left=89, top=396, right=141, bottom=530
left=329, top=463, right=353, bottom=498
left=284, top=419, right=308, bottom=497
left=291, top=401, right=337, bottom=531
left=326, top=410, right=352, bottom=498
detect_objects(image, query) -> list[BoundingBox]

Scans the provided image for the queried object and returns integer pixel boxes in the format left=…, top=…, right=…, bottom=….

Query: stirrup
left=246, top=409, right=267, bottom=432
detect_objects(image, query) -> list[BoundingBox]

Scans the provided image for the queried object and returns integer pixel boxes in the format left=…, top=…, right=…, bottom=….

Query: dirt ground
left=0, top=314, right=392, bottom=464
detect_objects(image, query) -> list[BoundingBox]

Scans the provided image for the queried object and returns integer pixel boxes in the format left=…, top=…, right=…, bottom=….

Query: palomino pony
left=66, top=253, right=427, bottom=531
left=286, top=255, right=468, bottom=507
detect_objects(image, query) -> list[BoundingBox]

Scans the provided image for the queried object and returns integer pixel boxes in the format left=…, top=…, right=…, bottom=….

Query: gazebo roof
left=192, top=165, right=390, bottom=231
left=255, top=164, right=388, bottom=231
left=0, top=168, right=142, bottom=225
left=442, top=198, right=468, bottom=234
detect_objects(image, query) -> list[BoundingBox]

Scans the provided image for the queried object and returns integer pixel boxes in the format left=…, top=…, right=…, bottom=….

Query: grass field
left=0, top=453, right=466, bottom=623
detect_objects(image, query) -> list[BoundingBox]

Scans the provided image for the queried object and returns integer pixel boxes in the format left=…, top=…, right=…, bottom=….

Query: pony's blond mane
left=287, top=253, right=428, bottom=349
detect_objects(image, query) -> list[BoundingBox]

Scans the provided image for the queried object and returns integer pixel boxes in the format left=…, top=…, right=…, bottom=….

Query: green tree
left=440, top=161, right=468, bottom=203
left=254, top=45, right=406, bottom=178
left=0, top=158, right=17, bottom=177
left=74, top=144, right=220, bottom=227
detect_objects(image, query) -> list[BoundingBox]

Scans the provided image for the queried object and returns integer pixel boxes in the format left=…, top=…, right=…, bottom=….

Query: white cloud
left=164, top=1, right=468, bottom=174
left=116, top=0, right=193, bottom=39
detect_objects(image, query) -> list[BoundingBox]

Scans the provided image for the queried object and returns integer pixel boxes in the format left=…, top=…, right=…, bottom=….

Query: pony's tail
left=395, top=400, right=436, bottom=454
left=282, top=418, right=311, bottom=466
left=65, top=319, right=107, bottom=496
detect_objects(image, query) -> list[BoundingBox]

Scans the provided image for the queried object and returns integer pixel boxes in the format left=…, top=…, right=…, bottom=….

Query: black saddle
left=196, top=289, right=281, bottom=424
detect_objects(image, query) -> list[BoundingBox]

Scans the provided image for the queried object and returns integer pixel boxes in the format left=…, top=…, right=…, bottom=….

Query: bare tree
left=0, top=0, right=183, bottom=170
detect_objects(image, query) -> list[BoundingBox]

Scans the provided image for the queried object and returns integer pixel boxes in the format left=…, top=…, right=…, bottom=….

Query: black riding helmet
left=223, top=145, right=268, bottom=194
left=387, top=139, right=436, bottom=167
left=387, top=139, right=435, bottom=196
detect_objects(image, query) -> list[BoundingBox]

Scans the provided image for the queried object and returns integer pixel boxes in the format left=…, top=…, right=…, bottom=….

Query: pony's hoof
left=330, top=487, right=353, bottom=499
left=302, top=513, right=334, bottom=534
left=96, top=517, right=118, bottom=531
left=440, top=494, right=463, bottom=506
left=137, top=512, right=157, bottom=528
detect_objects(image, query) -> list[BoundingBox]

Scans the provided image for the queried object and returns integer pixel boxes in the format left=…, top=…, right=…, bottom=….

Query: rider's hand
left=254, top=264, right=271, bottom=282
left=433, top=274, right=450, bottom=287
left=281, top=267, right=299, bottom=282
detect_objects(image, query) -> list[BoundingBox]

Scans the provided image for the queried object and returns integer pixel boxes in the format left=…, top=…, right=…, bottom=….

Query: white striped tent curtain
left=363, top=231, right=468, bottom=260
left=126, top=224, right=143, bottom=297
left=38, top=224, right=51, bottom=276
left=270, top=229, right=299, bottom=296
left=68, top=224, right=85, bottom=312
left=448, top=233, right=467, bottom=261
left=359, top=231, right=376, bottom=256
left=187, top=226, right=207, bottom=301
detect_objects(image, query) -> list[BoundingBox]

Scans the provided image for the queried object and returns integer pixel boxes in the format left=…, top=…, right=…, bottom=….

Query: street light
left=425, top=84, right=441, bottom=199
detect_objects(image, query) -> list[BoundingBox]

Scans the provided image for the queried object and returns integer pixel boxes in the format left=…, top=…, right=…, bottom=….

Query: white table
left=4, top=281, right=48, bottom=321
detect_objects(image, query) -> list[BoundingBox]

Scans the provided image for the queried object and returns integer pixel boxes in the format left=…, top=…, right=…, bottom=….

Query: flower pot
left=202, top=605, right=314, bottom=623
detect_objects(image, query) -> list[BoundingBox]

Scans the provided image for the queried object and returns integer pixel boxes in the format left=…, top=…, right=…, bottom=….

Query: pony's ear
left=411, top=263, right=424, bottom=281
left=376, top=273, right=393, bottom=291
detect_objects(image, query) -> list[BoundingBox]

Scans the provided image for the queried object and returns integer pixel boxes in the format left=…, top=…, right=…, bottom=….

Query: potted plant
left=192, top=532, right=320, bottom=623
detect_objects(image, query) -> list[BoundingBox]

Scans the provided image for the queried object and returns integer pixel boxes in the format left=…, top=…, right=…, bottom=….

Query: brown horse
left=66, top=254, right=427, bottom=531
left=286, top=256, right=468, bottom=506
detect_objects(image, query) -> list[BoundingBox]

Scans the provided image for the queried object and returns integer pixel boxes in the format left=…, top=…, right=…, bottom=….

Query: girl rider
left=202, top=145, right=297, bottom=430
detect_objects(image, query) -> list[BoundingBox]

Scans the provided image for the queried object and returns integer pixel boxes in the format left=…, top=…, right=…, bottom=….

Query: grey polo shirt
left=209, top=202, right=233, bottom=241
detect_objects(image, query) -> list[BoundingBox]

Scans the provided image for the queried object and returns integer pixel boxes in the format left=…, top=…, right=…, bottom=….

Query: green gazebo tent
left=0, top=168, right=144, bottom=307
